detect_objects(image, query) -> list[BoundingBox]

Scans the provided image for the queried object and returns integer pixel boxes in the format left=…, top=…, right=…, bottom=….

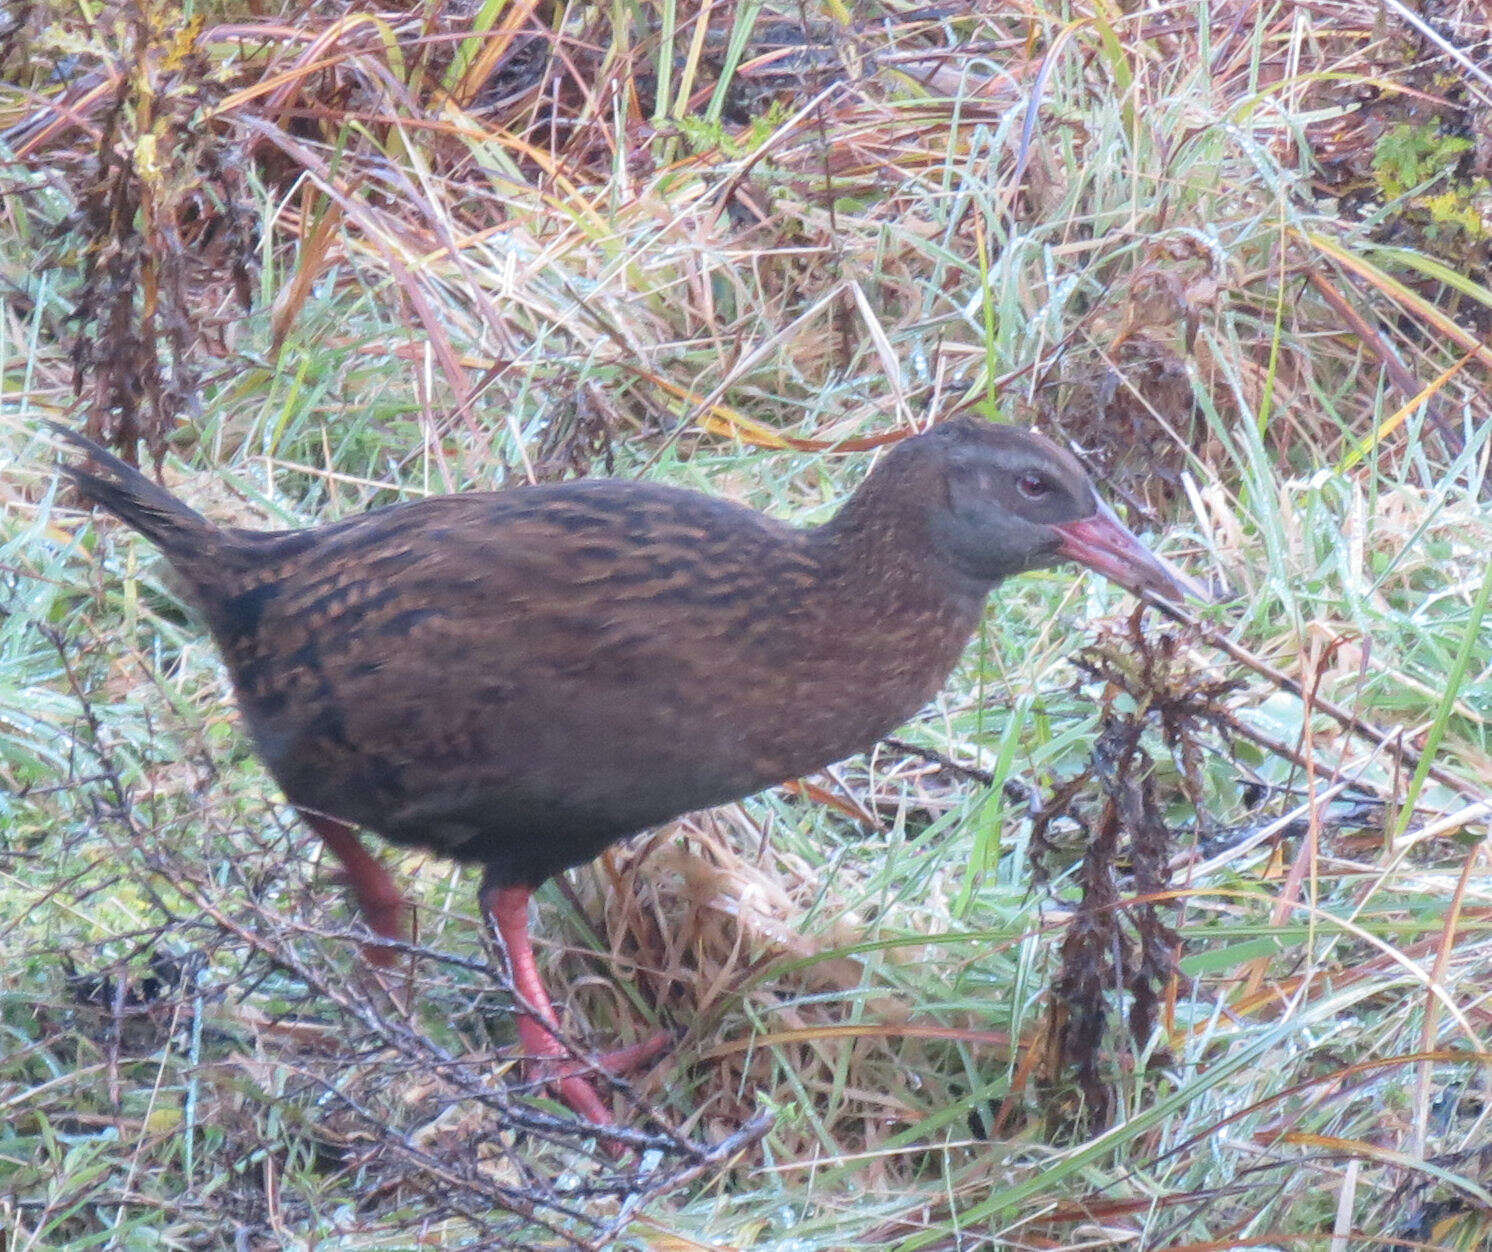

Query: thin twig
left=1140, top=594, right=1485, bottom=804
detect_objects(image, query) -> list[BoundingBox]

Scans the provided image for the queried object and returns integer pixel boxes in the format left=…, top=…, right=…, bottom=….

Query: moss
left=1372, top=121, right=1489, bottom=243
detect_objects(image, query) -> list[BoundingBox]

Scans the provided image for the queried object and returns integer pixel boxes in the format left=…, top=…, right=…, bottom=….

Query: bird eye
left=1017, top=473, right=1052, bottom=500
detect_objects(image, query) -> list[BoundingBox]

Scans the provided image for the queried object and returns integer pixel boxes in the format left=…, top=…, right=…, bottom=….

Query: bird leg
left=301, top=811, right=410, bottom=967
left=482, top=883, right=668, bottom=1125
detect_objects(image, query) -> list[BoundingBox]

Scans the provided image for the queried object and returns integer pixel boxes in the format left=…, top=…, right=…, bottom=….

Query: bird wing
left=213, top=482, right=827, bottom=857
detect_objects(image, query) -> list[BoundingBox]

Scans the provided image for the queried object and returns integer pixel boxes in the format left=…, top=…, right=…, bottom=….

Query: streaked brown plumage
left=53, top=416, right=1200, bottom=1127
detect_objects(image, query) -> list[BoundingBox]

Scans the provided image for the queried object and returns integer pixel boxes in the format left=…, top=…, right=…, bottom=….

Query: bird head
left=917, top=417, right=1206, bottom=602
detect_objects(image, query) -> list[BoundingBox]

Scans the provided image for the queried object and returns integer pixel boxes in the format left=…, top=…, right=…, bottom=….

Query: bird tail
left=49, top=422, right=222, bottom=569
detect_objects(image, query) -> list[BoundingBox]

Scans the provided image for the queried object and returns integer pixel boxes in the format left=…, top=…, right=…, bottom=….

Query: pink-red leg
left=482, top=883, right=669, bottom=1125
left=300, top=811, right=410, bottom=967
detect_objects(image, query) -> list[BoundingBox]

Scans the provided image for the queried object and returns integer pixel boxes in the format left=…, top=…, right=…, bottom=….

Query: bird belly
left=243, top=688, right=776, bottom=887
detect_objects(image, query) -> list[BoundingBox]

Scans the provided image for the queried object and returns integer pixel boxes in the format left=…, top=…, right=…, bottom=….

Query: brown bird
left=53, top=417, right=1201, bottom=1125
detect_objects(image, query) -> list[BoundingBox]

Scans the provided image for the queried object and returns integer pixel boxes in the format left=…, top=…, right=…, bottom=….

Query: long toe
left=590, top=1030, right=672, bottom=1077
left=543, top=1068, right=616, bottom=1126
left=516, top=1032, right=673, bottom=1126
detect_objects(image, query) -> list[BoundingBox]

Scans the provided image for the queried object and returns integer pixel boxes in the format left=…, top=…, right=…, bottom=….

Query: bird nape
left=51, top=416, right=1202, bottom=1129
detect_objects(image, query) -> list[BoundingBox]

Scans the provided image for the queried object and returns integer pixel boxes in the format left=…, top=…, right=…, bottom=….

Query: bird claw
left=513, top=1026, right=673, bottom=1128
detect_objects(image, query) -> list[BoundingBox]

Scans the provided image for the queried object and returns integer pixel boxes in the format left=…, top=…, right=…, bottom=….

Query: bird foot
left=514, top=1024, right=673, bottom=1127
left=304, top=812, right=411, bottom=966
left=351, top=895, right=412, bottom=968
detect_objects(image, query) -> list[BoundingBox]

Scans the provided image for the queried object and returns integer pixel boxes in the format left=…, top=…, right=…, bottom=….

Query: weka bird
left=54, top=417, right=1200, bottom=1125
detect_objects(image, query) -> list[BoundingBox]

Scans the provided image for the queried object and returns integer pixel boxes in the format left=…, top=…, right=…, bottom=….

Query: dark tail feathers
left=49, top=421, right=219, bottom=562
